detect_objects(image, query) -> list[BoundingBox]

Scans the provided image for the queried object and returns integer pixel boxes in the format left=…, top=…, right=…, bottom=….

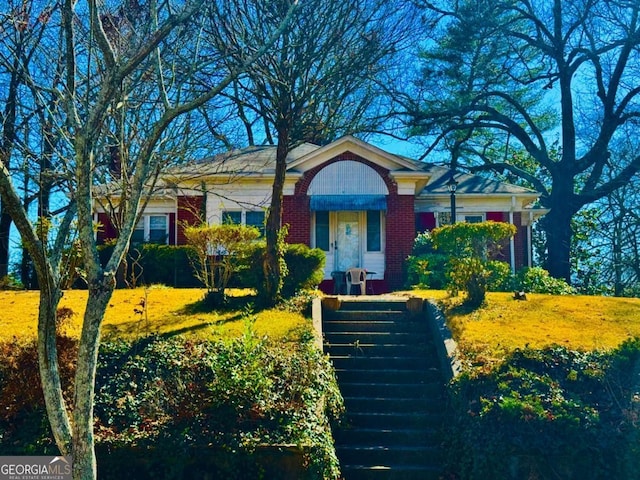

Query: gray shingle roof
left=419, top=165, right=539, bottom=196
left=167, top=140, right=539, bottom=197
left=168, top=143, right=319, bottom=176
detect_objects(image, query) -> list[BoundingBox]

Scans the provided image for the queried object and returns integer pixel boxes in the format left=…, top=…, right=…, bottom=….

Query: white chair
left=346, top=268, right=367, bottom=295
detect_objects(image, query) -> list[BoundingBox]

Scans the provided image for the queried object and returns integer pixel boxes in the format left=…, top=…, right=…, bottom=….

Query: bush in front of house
left=408, top=228, right=515, bottom=295
left=406, top=232, right=449, bottom=289
left=515, top=266, right=576, bottom=295
left=97, top=243, right=199, bottom=288
left=0, top=329, right=344, bottom=479
left=445, top=339, right=640, bottom=479
left=239, top=242, right=325, bottom=297
left=432, top=221, right=517, bottom=307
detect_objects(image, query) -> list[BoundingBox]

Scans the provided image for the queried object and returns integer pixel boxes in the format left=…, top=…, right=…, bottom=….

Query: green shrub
left=98, top=244, right=199, bottom=288
left=412, top=231, right=436, bottom=255
left=239, top=243, right=325, bottom=297
left=516, top=266, right=576, bottom=295
left=406, top=253, right=448, bottom=289
left=1, top=329, right=344, bottom=479
left=446, top=340, right=640, bottom=479
left=485, top=260, right=514, bottom=292
left=432, top=221, right=517, bottom=307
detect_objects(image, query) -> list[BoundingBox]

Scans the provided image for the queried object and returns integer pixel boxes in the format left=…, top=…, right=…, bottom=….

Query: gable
left=288, top=135, right=424, bottom=173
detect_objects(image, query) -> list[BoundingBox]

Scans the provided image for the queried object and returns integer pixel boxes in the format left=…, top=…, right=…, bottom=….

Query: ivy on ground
left=0, top=327, right=344, bottom=479
left=446, top=339, right=640, bottom=480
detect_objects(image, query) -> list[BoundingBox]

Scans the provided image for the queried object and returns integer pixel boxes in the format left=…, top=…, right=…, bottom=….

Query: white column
left=509, top=196, right=516, bottom=274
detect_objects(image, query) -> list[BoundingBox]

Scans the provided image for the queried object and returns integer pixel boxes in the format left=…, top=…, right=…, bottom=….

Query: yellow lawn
left=408, top=290, right=640, bottom=361
left=0, top=287, right=309, bottom=343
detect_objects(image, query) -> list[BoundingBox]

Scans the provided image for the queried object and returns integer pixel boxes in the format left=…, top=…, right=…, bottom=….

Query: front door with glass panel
left=336, top=211, right=360, bottom=271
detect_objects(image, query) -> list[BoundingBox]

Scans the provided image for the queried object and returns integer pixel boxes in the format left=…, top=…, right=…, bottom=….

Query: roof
left=165, top=136, right=541, bottom=199
left=167, top=143, right=320, bottom=177
left=419, top=165, right=539, bottom=197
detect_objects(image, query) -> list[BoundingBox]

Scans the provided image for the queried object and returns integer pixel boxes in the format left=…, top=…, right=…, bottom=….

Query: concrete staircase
left=322, top=297, right=449, bottom=480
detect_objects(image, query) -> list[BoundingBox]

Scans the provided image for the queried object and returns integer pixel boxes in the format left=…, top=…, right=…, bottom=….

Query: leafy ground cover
left=403, top=290, right=640, bottom=479
left=0, top=289, right=341, bottom=479
left=0, top=287, right=309, bottom=342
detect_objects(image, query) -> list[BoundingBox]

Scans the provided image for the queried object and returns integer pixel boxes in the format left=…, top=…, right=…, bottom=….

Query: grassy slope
left=0, top=287, right=309, bottom=342
left=407, top=290, right=640, bottom=362
left=3, top=287, right=639, bottom=358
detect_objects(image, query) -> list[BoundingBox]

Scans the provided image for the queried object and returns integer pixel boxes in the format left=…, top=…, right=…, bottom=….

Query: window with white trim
left=132, top=214, right=169, bottom=244
left=366, top=210, right=382, bottom=252
left=222, top=210, right=265, bottom=236
left=464, top=214, right=484, bottom=223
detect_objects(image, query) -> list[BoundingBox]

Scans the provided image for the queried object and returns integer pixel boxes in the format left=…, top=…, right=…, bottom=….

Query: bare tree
left=0, top=0, right=296, bottom=478
left=209, top=0, right=419, bottom=305
left=407, top=0, right=640, bottom=282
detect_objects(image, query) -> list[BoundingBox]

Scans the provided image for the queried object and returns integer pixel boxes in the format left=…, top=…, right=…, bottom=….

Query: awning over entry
left=309, top=194, right=387, bottom=211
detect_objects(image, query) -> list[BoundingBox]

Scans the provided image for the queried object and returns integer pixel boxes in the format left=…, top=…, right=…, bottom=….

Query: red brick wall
left=177, top=196, right=203, bottom=245
left=286, top=151, right=412, bottom=290
left=386, top=195, right=416, bottom=290
left=283, top=195, right=310, bottom=245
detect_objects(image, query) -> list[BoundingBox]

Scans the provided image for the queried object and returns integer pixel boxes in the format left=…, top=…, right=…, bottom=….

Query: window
left=246, top=211, right=266, bottom=236
left=315, top=211, right=330, bottom=251
left=437, top=212, right=451, bottom=227
left=465, top=215, right=484, bottom=223
left=222, top=211, right=242, bottom=225
left=132, top=214, right=169, bottom=244
left=222, top=210, right=265, bottom=236
left=366, top=210, right=381, bottom=251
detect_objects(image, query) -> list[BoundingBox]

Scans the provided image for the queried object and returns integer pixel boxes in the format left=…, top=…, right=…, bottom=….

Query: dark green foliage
left=281, top=244, right=325, bottom=297
left=432, top=221, right=517, bottom=307
left=485, top=260, right=514, bottom=292
left=406, top=253, right=449, bottom=289
left=0, top=336, right=78, bottom=455
left=98, top=244, right=199, bottom=288
left=406, top=232, right=449, bottom=288
left=446, top=340, right=640, bottom=479
left=0, top=329, right=344, bottom=479
left=515, top=266, right=576, bottom=295
left=240, top=242, right=325, bottom=297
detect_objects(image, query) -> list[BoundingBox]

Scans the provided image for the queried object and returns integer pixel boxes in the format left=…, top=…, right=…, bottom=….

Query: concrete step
left=339, top=464, right=443, bottom=480
left=339, top=381, right=443, bottom=399
left=324, top=331, right=429, bottom=344
left=342, top=396, right=445, bottom=414
left=323, top=319, right=426, bottom=333
left=323, top=310, right=413, bottom=322
left=334, top=367, right=442, bottom=384
left=333, top=426, right=442, bottom=446
left=330, top=355, right=440, bottom=370
left=325, top=344, right=435, bottom=359
left=335, top=445, right=442, bottom=467
left=336, top=300, right=411, bottom=311
left=344, top=412, right=445, bottom=430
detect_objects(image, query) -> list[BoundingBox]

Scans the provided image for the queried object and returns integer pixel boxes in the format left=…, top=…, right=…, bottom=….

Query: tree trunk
left=38, top=278, right=73, bottom=455
left=0, top=211, right=10, bottom=278
left=72, top=275, right=116, bottom=480
left=543, top=203, right=574, bottom=284
left=262, top=127, right=290, bottom=307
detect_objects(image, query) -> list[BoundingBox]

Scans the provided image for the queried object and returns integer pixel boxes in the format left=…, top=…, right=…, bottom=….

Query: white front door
left=336, top=211, right=360, bottom=271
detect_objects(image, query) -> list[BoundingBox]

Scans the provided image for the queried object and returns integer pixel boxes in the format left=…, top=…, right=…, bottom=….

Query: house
left=95, top=136, right=546, bottom=293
